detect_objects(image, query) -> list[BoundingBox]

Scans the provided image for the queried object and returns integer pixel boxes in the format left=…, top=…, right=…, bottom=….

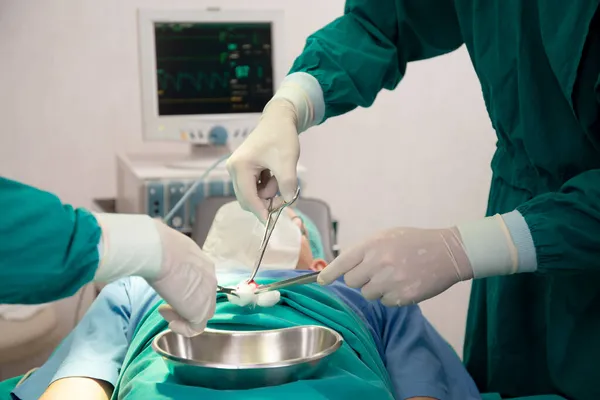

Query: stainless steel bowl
left=152, top=325, right=343, bottom=390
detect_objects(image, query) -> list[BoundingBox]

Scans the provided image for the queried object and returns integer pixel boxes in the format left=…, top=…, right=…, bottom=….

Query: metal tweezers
left=216, top=271, right=319, bottom=299
left=253, top=271, right=320, bottom=294
left=216, top=285, right=238, bottom=297
left=216, top=187, right=301, bottom=297
left=245, top=187, right=301, bottom=284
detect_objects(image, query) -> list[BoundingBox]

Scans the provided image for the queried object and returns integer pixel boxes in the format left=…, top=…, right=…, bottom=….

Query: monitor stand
left=166, top=145, right=230, bottom=170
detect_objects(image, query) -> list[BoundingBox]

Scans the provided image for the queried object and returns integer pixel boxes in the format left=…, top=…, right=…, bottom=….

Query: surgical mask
left=203, top=201, right=301, bottom=271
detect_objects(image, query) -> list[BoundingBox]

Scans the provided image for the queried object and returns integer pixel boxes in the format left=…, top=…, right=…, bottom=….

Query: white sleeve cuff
left=270, top=72, right=325, bottom=132
left=93, top=213, right=163, bottom=282
left=457, top=214, right=519, bottom=279
left=501, top=210, right=537, bottom=273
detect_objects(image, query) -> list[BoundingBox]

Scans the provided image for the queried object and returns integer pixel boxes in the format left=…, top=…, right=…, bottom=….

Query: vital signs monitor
left=137, top=9, right=285, bottom=146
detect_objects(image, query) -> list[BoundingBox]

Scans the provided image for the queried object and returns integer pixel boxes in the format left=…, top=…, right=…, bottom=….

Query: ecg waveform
left=157, top=70, right=230, bottom=93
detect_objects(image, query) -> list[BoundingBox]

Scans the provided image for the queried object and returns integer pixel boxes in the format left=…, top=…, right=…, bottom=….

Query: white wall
left=0, top=0, right=496, bottom=355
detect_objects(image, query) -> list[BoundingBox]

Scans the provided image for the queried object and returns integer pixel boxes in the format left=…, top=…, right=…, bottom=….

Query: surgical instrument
left=246, top=187, right=301, bottom=284
left=216, top=285, right=239, bottom=297
left=254, top=271, right=320, bottom=294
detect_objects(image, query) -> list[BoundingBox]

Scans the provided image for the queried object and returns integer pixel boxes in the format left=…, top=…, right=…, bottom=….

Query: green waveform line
left=157, top=70, right=229, bottom=92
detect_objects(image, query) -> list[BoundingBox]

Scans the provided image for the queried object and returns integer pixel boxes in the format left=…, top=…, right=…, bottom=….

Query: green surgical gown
left=289, top=1, right=600, bottom=399
left=0, top=177, right=101, bottom=304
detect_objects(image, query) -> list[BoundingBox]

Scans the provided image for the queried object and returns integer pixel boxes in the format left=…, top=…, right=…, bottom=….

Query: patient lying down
left=9, top=203, right=481, bottom=400
left=203, top=202, right=329, bottom=308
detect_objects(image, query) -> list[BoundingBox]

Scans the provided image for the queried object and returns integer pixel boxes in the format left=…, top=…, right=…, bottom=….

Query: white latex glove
left=317, top=227, right=475, bottom=306
left=94, top=213, right=217, bottom=337
left=226, top=99, right=301, bottom=222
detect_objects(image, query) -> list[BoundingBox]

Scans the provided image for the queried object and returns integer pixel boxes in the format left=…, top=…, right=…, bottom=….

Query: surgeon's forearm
left=40, top=377, right=112, bottom=400
left=456, top=211, right=537, bottom=279
left=0, top=178, right=101, bottom=304
left=268, top=73, right=323, bottom=134
left=286, top=0, right=464, bottom=123
left=461, top=168, right=600, bottom=276
left=515, top=168, right=600, bottom=273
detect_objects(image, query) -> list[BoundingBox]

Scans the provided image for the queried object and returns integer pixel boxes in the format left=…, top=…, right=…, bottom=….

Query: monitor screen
left=154, top=22, right=274, bottom=116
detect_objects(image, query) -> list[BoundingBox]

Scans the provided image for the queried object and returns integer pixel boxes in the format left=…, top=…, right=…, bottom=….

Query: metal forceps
left=216, top=285, right=238, bottom=297
left=246, top=187, right=301, bottom=284
left=253, top=271, right=319, bottom=294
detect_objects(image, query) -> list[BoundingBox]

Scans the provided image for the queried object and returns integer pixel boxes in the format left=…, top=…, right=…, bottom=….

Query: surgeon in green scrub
left=0, top=177, right=217, bottom=337
left=226, top=1, right=600, bottom=399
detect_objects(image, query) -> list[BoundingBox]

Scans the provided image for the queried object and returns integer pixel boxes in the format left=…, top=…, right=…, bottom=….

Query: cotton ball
left=227, top=282, right=256, bottom=306
left=226, top=292, right=253, bottom=306
left=225, top=281, right=281, bottom=308
left=256, top=291, right=281, bottom=307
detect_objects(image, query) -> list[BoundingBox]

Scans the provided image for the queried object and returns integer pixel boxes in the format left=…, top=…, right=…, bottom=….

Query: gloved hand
left=226, top=99, right=301, bottom=222
left=93, top=213, right=217, bottom=337
left=317, top=227, right=475, bottom=306
left=317, top=214, right=523, bottom=306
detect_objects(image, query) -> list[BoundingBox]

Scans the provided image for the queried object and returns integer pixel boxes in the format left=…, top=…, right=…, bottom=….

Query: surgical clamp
left=216, top=285, right=239, bottom=297
left=253, top=271, right=320, bottom=294
left=246, top=187, right=301, bottom=284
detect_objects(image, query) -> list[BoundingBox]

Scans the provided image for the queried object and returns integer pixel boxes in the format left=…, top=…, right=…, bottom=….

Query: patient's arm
left=11, top=278, right=158, bottom=400
left=40, top=377, right=112, bottom=400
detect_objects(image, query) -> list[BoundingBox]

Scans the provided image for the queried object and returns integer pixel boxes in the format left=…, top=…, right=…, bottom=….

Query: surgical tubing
left=163, top=154, right=231, bottom=224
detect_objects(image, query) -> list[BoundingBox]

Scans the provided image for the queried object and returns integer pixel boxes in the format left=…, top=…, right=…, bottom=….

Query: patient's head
left=286, top=208, right=327, bottom=272
left=202, top=201, right=327, bottom=272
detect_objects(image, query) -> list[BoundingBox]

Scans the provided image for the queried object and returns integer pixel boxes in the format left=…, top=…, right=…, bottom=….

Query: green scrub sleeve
left=0, top=178, right=101, bottom=304
left=289, top=0, right=464, bottom=121
left=516, top=169, right=600, bottom=273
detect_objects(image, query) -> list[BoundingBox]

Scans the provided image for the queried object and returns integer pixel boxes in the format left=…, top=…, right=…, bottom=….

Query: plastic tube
left=163, top=153, right=230, bottom=224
